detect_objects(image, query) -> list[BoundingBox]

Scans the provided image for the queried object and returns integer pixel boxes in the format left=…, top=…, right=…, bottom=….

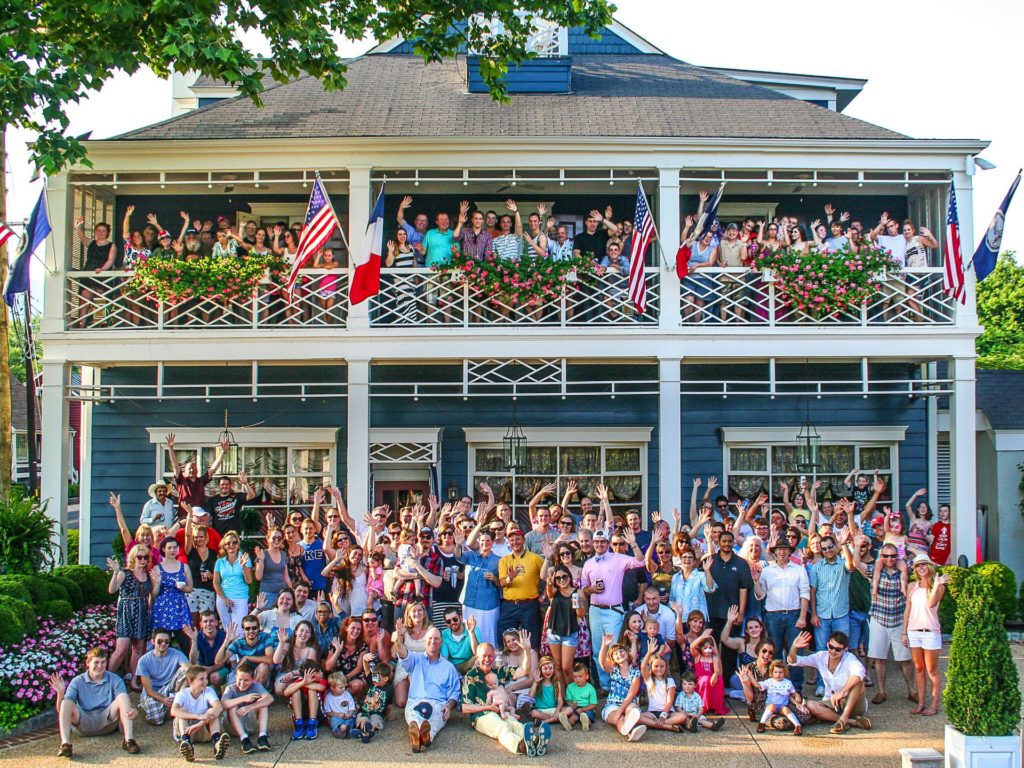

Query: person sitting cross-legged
left=787, top=631, right=872, bottom=734
left=221, top=661, right=274, bottom=754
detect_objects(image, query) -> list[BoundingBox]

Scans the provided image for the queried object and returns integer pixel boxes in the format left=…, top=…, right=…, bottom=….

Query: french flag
left=350, top=182, right=385, bottom=305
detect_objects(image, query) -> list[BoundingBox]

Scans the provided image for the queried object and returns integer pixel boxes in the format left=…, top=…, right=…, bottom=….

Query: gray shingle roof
left=117, top=54, right=904, bottom=142
left=977, top=370, right=1024, bottom=430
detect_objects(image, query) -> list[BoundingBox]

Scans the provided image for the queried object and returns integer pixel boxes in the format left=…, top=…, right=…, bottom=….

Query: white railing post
left=767, top=273, right=777, bottom=326
left=43, top=173, right=70, bottom=336
left=952, top=171, right=978, bottom=329
left=657, top=167, right=682, bottom=328
left=347, top=166, right=372, bottom=332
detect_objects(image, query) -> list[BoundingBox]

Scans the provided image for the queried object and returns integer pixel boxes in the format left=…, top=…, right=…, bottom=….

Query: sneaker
left=534, top=722, right=551, bottom=756
left=580, top=714, right=590, bottom=732
left=57, top=743, right=73, bottom=758
left=747, top=707, right=756, bottom=722
left=864, top=677, right=875, bottom=688
left=360, top=727, right=375, bottom=744
left=627, top=724, right=647, bottom=742
left=214, top=732, right=230, bottom=760
left=710, top=718, right=725, bottom=731
left=756, top=722, right=766, bottom=733
left=523, top=722, right=538, bottom=757
left=793, top=724, right=803, bottom=736
left=180, top=738, right=195, bottom=762
left=292, top=718, right=306, bottom=740
left=332, top=727, right=345, bottom=739
left=305, top=720, right=319, bottom=740
left=621, top=707, right=641, bottom=735
left=240, top=736, right=255, bottom=754
left=256, top=735, right=271, bottom=751
left=687, top=717, right=698, bottom=733
left=558, top=710, right=572, bottom=731
left=122, top=738, right=141, bottom=754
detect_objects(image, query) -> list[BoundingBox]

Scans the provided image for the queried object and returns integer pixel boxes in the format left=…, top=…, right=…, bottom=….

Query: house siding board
left=466, top=57, right=571, bottom=94
left=87, top=366, right=347, bottom=564
left=566, top=27, right=640, bottom=55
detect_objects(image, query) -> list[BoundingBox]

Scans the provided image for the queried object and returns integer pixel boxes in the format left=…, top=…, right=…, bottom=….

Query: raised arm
left=110, top=492, right=131, bottom=545
left=122, top=205, right=135, bottom=241
left=528, top=482, right=557, bottom=525
left=506, top=200, right=523, bottom=237
left=453, top=200, right=470, bottom=239
left=397, top=195, right=413, bottom=228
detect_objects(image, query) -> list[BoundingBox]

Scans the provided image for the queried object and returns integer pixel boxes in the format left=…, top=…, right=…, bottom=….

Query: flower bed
left=753, top=243, right=902, bottom=319
left=125, top=253, right=286, bottom=306
left=0, top=604, right=116, bottom=730
left=434, top=252, right=596, bottom=307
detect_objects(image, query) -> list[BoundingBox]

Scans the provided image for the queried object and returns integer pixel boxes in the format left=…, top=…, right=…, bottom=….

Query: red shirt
left=175, top=470, right=212, bottom=514
left=174, top=527, right=222, bottom=561
left=928, top=521, right=951, bottom=566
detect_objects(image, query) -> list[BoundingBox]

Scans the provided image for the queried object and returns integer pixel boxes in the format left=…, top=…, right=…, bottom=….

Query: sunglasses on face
left=554, top=574, right=570, bottom=581
left=243, top=626, right=259, bottom=632
left=827, top=644, right=846, bottom=652
left=362, top=617, right=377, bottom=623
left=559, top=551, right=573, bottom=557
left=560, top=520, right=573, bottom=526
left=821, top=545, right=836, bottom=552
left=759, top=649, right=774, bottom=656
left=444, top=617, right=461, bottom=625
left=881, top=554, right=897, bottom=559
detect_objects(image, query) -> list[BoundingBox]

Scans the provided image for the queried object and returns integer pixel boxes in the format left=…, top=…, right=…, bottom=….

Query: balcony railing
left=368, top=268, right=661, bottom=327
left=680, top=267, right=955, bottom=326
left=65, top=270, right=349, bottom=330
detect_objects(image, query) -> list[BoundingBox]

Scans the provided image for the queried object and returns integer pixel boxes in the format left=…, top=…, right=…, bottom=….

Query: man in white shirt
left=638, top=586, right=677, bottom=650
left=141, top=482, right=176, bottom=528
left=787, top=630, right=871, bottom=735
left=869, top=213, right=907, bottom=266
left=757, top=539, right=809, bottom=688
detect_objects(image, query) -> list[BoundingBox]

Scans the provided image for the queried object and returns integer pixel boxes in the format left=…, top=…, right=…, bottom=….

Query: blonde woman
left=107, top=544, right=158, bottom=680
left=902, top=554, right=947, bottom=715
left=391, top=601, right=433, bottom=708
left=213, top=532, right=253, bottom=631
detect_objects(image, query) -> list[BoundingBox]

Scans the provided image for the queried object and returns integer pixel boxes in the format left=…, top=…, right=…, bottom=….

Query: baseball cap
left=157, top=230, right=171, bottom=240
left=506, top=527, right=524, bottom=538
left=593, top=529, right=609, bottom=541
left=185, top=227, right=199, bottom=236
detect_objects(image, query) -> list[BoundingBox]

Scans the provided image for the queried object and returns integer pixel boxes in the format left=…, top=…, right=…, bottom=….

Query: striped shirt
left=808, top=557, right=851, bottom=619
left=869, top=567, right=906, bottom=628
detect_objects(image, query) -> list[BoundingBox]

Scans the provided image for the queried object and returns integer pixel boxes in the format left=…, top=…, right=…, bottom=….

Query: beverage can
left=571, top=592, right=580, bottom=609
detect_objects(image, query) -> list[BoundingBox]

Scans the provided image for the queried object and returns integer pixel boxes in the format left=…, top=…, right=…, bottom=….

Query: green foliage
left=968, top=561, right=1018, bottom=621
left=938, top=565, right=970, bottom=633
left=39, top=599, right=73, bottom=622
left=112, top=532, right=126, bottom=564
left=53, top=576, right=84, bottom=611
left=0, top=575, right=33, bottom=604
left=945, top=574, right=1022, bottom=736
left=51, top=565, right=113, bottom=606
left=976, top=252, right=1024, bottom=369
left=753, top=243, right=902, bottom=319
left=0, top=701, right=44, bottom=733
left=127, top=253, right=285, bottom=305
left=0, top=487, right=58, bottom=574
left=0, top=595, right=36, bottom=639
left=435, top=251, right=596, bottom=307
left=66, top=529, right=79, bottom=565
left=24, top=575, right=69, bottom=607
left=3, top=1, right=614, bottom=173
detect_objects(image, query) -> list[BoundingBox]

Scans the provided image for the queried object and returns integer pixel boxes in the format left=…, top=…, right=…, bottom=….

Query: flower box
left=944, top=724, right=1021, bottom=768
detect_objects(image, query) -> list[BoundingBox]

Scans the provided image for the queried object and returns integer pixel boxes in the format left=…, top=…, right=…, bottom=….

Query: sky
left=4, top=0, right=1023, bottom=300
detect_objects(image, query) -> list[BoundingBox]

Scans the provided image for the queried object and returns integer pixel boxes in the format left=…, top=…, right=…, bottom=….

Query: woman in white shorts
left=902, top=554, right=947, bottom=716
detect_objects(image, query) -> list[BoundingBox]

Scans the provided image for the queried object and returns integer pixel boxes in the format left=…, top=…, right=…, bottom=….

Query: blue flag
left=3, top=187, right=51, bottom=306
left=972, top=170, right=1021, bottom=282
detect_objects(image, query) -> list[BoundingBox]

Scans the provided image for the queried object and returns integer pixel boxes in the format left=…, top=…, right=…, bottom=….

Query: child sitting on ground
left=674, top=671, right=725, bottom=732
left=559, top=662, right=598, bottom=731
left=221, top=661, right=274, bottom=754
left=756, top=660, right=803, bottom=736
left=486, top=672, right=519, bottom=720
left=354, top=657, right=393, bottom=743
left=638, top=644, right=689, bottom=732
left=170, top=665, right=229, bottom=762
left=323, top=672, right=357, bottom=739
left=529, top=656, right=567, bottom=727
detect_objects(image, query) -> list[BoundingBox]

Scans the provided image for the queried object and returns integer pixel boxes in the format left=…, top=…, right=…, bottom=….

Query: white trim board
left=370, top=428, right=443, bottom=444
left=463, top=426, right=652, bottom=445
left=720, top=425, right=908, bottom=444
left=146, top=427, right=339, bottom=446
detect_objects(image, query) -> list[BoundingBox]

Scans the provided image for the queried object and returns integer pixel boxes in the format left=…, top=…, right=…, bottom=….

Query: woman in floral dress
left=108, top=544, right=156, bottom=681
left=151, top=537, right=194, bottom=646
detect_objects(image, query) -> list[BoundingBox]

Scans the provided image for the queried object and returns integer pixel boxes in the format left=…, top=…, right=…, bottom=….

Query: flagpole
left=636, top=180, right=670, bottom=270
left=22, top=288, right=38, bottom=495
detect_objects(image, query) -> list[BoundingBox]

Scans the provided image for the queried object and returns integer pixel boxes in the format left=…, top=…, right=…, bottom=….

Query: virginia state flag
left=973, top=170, right=1021, bottom=282
left=350, top=182, right=385, bottom=305
left=4, top=187, right=51, bottom=306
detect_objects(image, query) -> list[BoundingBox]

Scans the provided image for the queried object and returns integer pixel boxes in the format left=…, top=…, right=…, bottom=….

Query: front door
left=374, top=481, right=430, bottom=511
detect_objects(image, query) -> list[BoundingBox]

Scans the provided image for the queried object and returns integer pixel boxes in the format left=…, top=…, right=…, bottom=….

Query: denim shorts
left=546, top=630, right=579, bottom=648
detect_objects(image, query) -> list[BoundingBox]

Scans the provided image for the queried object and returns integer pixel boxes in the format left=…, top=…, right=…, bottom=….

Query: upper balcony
left=52, top=165, right=968, bottom=347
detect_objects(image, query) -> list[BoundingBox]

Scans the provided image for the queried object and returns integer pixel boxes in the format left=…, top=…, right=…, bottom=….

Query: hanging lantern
left=503, top=423, right=527, bottom=471
left=795, top=420, right=821, bottom=471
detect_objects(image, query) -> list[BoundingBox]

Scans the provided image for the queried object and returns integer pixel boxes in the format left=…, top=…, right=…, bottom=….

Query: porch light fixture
left=795, top=399, right=820, bottom=472
left=218, top=409, right=238, bottom=448
left=503, top=401, right=527, bottom=472
left=447, top=480, right=460, bottom=501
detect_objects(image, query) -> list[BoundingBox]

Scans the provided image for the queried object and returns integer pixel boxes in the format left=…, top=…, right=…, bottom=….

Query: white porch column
left=658, top=357, right=682, bottom=528
left=346, top=358, right=371, bottom=518
left=78, top=366, right=97, bottom=563
left=950, top=354, right=977, bottom=565
left=346, top=166, right=373, bottom=331
left=40, top=361, right=70, bottom=563
left=657, top=167, right=682, bottom=328
left=953, top=169, right=978, bottom=328
left=41, top=173, right=69, bottom=334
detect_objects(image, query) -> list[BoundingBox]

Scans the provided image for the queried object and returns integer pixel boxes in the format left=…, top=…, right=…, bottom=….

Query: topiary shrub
left=938, top=565, right=970, bottom=633
left=945, top=573, right=1022, bottom=736
left=66, top=529, right=80, bottom=565
left=39, top=599, right=73, bottom=622
left=24, top=575, right=70, bottom=607
left=0, top=575, right=34, bottom=607
left=0, top=603, right=26, bottom=646
left=52, top=576, right=84, bottom=611
left=0, top=595, right=35, bottom=643
left=969, top=561, right=1018, bottom=622
left=51, top=564, right=113, bottom=606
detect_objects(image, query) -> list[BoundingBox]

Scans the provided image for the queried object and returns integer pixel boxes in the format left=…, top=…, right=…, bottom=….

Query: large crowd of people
left=71, top=194, right=938, bottom=326
left=50, top=435, right=953, bottom=759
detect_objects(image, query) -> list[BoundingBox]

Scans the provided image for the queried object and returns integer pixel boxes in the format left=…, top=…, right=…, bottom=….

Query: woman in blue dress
left=151, top=537, right=194, bottom=648
left=680, top=216, right=720, bottom=321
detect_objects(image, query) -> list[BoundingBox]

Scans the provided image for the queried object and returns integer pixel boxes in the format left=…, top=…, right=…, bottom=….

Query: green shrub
left=24, top=575, right=69, bottom=607
left=51, top=565, right=113, bottom=606
left=0, top=488, right=58, bottom=575
left=0, top=595, right=36, bottom=633
left=938, top=565, right=970, bottom=633
left=0, top=701, right=44, bottom=732
left=945, top=574, right=1022, bottom=736
left=0, top=597, right=30, bottom=645
left=66, top=529, right=80, bottom=565
left=111, top=532, right=126, bottom=563
left=53, top=576, right=84, bottom=611
left=0, top=575, right=33, bottom=606
left=39, top=599, right=73, bottom=622
left=969, top=561, right=1018, bottom=621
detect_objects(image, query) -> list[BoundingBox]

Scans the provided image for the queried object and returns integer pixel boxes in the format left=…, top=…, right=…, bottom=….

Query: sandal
left=830, top=721, right=847, bottom=735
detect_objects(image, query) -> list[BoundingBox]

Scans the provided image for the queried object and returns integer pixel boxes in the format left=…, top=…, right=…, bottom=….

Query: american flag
left=0, top=223, right=14, bottom=250
left=943, top=185, right=965, bottom=304
left=287, top=175, right=340, bottom=292
left=628, top=181, right=654, bottom=314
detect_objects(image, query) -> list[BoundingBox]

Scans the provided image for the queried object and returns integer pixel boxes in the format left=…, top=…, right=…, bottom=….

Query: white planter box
left=944, top=724, right=1021, bottom=768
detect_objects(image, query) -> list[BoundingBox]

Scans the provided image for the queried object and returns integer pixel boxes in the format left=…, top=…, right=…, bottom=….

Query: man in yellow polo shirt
left=497, top=527, right=544, bottom=650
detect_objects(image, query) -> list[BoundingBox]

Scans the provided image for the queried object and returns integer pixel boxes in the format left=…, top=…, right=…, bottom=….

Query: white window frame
left=464, top=426, right=650, bottom=518
left=721, top=425, right=905, bottom=511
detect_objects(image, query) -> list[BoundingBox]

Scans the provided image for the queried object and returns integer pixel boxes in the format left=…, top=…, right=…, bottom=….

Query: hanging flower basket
left=752, top=243, right=902, bottom=319
left=434, top=251, right=596, bottom=307
left=125, top=253, right=286, bottom=306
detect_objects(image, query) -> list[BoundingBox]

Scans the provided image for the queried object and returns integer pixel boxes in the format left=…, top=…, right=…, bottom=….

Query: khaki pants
left=473, top=711, right=525, bottom=755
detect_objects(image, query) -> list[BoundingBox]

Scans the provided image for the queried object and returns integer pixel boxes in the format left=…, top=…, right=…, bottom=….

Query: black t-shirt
left=431, top=548, right=464, bottom=603
left=622, top=565, right=649, bottom=608
left=706, top=554, right=754, bottom=620
left=573, top=229, right=609, bottom=260
left=204, top=492, right=247, bottom=535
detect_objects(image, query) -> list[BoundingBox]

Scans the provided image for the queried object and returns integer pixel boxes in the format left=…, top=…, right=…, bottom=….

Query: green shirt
left=423, top=228, right=455, bottom=267
left=849, top=561, right=873, bottom=614
left=564, top=682, right=597, bottom=709
left=462, top=664, right=517, bottom=724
